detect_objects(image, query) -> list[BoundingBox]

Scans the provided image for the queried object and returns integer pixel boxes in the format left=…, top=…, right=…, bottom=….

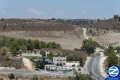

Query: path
left=82, top=28, right=88, bottom=39
left=22, top=58, right=33, bottom=70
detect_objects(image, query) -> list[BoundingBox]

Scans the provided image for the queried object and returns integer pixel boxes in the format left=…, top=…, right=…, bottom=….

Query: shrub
left=1, top=48, right=7, bottom=56
left=8, top=73, right=15, bottom=80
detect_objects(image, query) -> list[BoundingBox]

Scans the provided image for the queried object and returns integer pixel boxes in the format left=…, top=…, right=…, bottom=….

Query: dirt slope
left=0, top=19, right=84, bottom=50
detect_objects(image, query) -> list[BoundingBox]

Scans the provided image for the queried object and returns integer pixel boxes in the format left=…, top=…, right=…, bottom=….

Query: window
left=56, top=63, right=59, bottom=66
left=63, top=63, right=65, bottom=65
left=60, top=63, right=62, bottom=66
left=63, top=59, right=65, bottom=61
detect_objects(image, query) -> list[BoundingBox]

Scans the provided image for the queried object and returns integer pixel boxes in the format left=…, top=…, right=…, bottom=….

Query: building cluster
left=20, top=50, right=80, bottom=71
left=45, top=57, right=80, bottom=71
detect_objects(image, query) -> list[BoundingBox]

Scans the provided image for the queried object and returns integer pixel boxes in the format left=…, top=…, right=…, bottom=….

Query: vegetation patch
left=0, top=38, right=61, bottom=55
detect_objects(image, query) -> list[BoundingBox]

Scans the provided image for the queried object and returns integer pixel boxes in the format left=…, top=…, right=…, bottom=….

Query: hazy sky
left=0, top=0, right=120, bottom=19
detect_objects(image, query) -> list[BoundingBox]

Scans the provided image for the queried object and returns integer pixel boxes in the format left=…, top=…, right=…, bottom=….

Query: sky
left=0, top=0, right=120, bottom=19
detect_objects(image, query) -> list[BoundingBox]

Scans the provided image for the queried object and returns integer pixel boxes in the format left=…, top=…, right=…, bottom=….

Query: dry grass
left=89, top=31, right=120, bottom=47
left=0, top=19, right=84, bottom=50
left=0, top=28, right=84, bottom=50
left=0, top=74, right=68, bottom=80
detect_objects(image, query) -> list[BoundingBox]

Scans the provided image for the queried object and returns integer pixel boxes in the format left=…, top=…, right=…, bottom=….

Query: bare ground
left=0, top=27, right=84, bottom=50
left=88, top=31, right=120, bottom=47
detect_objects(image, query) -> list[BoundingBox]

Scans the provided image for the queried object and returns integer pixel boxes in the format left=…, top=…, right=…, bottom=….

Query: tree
left=114, top=15, right=119, bottom=19
left=34, top=40, right=41, bottom=49
left=46, top=42, right=52, bottom=48
left=97, top=18, right=100, bottom=21
left=81, top=38, right=99, bottom=55
left=3, top=25, right=6, bottom=30
left=51, top=18, right=56, bottom=20
left=4, top=54, right=11, bottom=61
left=1, top=18, right=4, bottom=22
left=104, top=45, right=114, bottom=56
left=119, top=17, right=120, bottom=22
left=36, top=60, right=41, bottom=67
left=8, top=73, right=15, bottom=80
left=1, top=48, right=7, bottom=55
left=31, top=76, right=39, bottom=80
left=105, top=45, right=119, bottom=68
left=20, top=45, right=27, bottom=50
left=10, top=47, right=17, bottom=55
left=67, top=55, right=84, bottom=66
left=27, top=39, right=34, bottom=50
left=106, top=52, right=118, bottom=68
left=40, top=50, right=46, bottom=57
left=35, top=59, right=45, bottom=67
left=0, top=38, right=61, bottom=55
left=47, top=52, right=53, bottom=59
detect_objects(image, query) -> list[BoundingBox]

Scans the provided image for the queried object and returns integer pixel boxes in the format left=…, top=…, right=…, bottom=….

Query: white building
left=44, top=65, right=57, bottom=71
left=53, top=57, right=66, bottom=66
left=20, top=51, right=42, bottom=57
left=44, top=57, right=81, bottom=71
left=66, top=61, right=80, bottom=67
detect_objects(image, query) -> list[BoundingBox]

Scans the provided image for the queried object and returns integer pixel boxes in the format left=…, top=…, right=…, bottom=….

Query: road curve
left=82, top=28, right=106, bottom=80
left=87, top=56, right=106, bottom=80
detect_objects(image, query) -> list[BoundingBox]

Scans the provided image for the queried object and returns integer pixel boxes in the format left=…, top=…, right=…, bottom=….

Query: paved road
left=82, top=28, right=106, bottom=80
left=87, top=56, right=106, bottom=80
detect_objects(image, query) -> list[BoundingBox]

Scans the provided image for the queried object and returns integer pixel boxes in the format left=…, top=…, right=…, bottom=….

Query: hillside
left=0, top=54, right=24, bottom=69
left=0, top=19, right=76, bottom=31
left=87, top=18, right=120, bottom=36
left=0, top=18, right=84, bottom=50
left=87, top=18, right=120, bottom=47
left=93, top=19, right=120, bottom=30
left=1, top=18, right=120, bottom=49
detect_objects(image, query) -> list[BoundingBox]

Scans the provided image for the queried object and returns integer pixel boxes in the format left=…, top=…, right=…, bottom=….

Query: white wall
left=21, top=51, right=42, bottom=57
left=66, top=61, right=80, bottom=67
left=53, top=57, right=66, bottom=65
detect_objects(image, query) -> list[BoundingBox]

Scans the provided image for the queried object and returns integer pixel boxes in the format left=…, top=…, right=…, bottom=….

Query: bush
left=1, top=48, right=7, bottom=56
left=106, top=53, right=118, bottom=68
left=0, top=78, right=4, bottom=80
left=68, top=72, right=95, bottom=80
left=4, top=54, right=11, bottom=61
left=1, top=18, right=4, bottom=22
left=105, top=45, right=119, bottom=70
left=0, top=38, right=61, bottom=55
left=31, top=76, right=39, bottom=80
left=8, top=73, right=15, bottom=80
